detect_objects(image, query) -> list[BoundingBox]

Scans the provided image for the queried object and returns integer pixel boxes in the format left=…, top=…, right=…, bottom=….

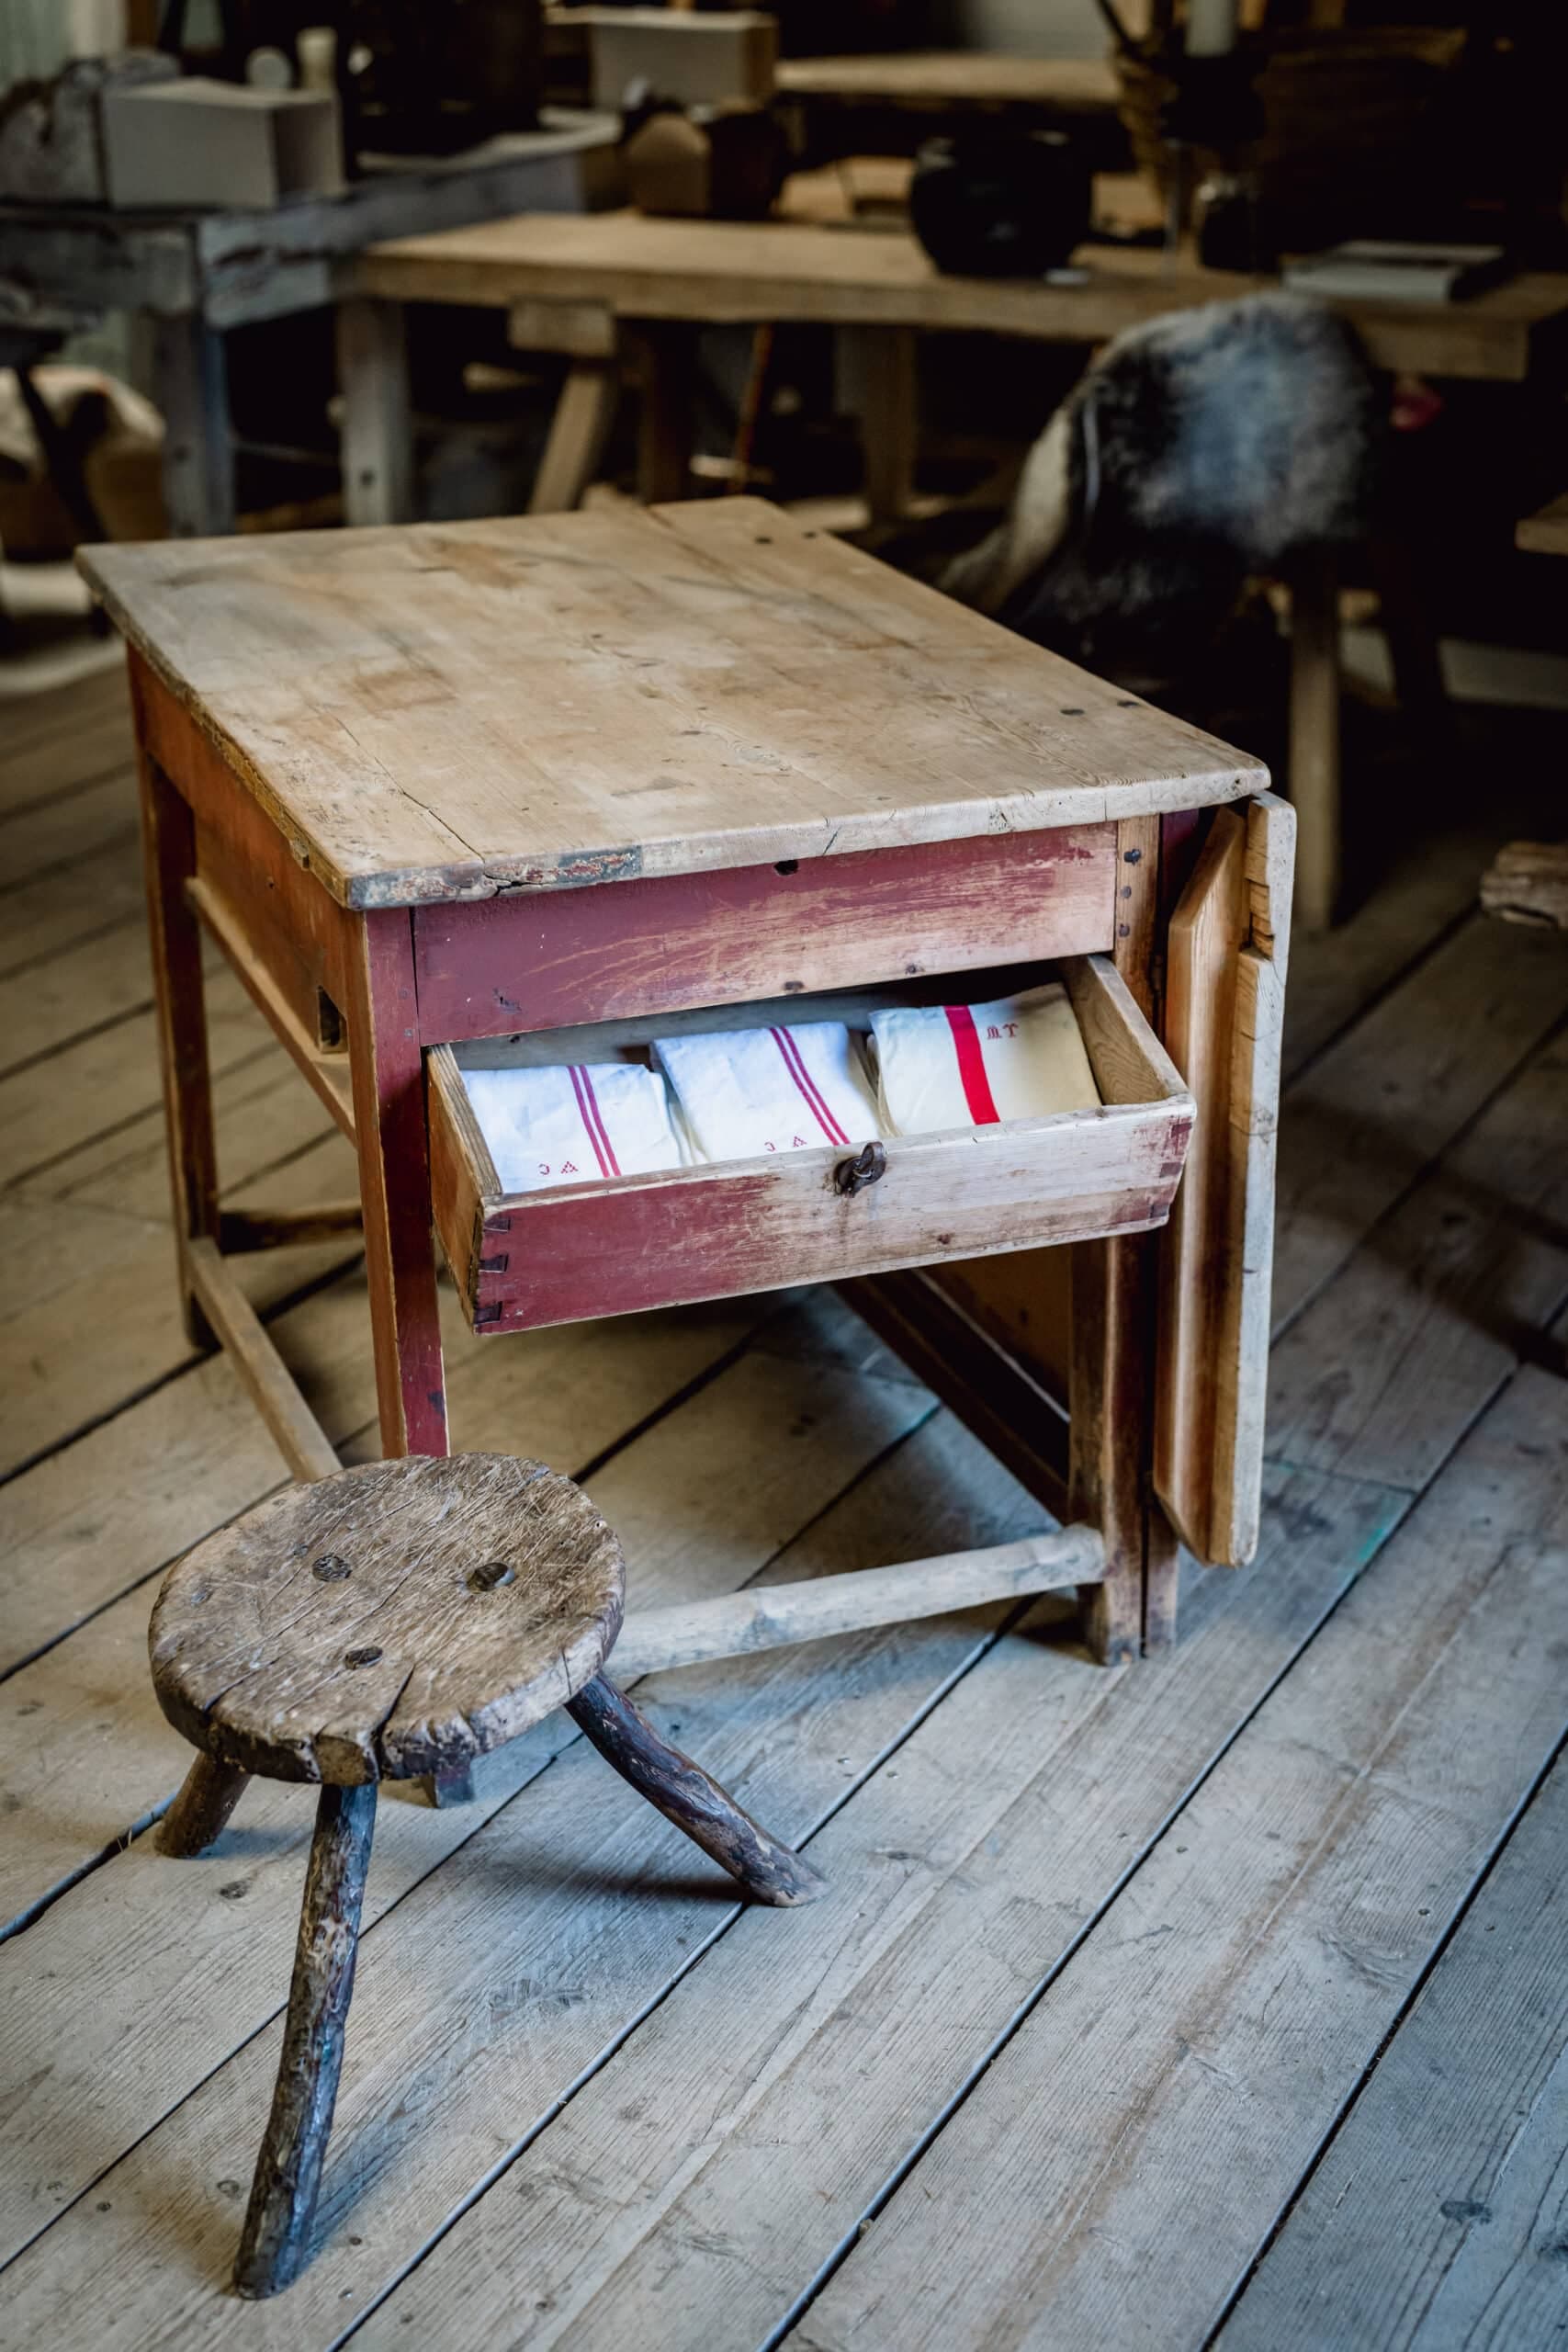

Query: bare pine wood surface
left=1269, top=911, right=1568, bottom=1329
left=5, top=628, right=1568, bottom=2352
left=612, top=1528, right=1102, bottom=1677
left=353, top=207, right=1568, bottom=383
left=151, top=1455, right=625, bottom=1782
left=80, top=503, right=1262, bottom=909
left=1218, top=1746, right=1568, bottom=2352
left=0, top=764, right=138, bottom=892
left=347, top=1456, right=1402, bottom=2352
left=790, top=1362, right=1568, bottom=2352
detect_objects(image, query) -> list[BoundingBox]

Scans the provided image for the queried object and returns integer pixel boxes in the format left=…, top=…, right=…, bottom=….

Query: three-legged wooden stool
left=149, top=1452, right=822, bottom=2300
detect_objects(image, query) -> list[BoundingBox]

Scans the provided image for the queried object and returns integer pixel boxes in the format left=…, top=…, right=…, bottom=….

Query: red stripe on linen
left=942, top=1006, right=1001, bottom=1125
left=769, top=1026, right=850, bottom=1146
left=570, top=1064, right=620, bottom=1179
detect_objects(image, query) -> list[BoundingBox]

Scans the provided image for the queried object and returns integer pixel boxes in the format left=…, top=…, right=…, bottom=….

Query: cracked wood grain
left=149, top=1454, right=624, bottom=1783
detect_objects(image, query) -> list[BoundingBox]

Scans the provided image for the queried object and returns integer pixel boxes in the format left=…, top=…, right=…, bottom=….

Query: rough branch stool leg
left=234, top=1783, right=377, bottom=2299
left=568, top=1674, right=826, bottom=1908
left=159, top=1752, right=250, bottom=1858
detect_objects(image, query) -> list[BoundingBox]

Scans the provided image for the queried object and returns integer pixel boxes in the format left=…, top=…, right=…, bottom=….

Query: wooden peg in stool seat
left=146, top=1453, right=822, bottom=2299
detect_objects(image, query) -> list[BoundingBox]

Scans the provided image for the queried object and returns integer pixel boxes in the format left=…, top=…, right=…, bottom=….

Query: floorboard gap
left=330, top=1554, right=1033, bottom=2352
left=1197, top=1716, right=1568, bottom=2350
left=1269, top=999, right=1568, bottom=1350
left=751, top=1463, right=1452, bottom=2351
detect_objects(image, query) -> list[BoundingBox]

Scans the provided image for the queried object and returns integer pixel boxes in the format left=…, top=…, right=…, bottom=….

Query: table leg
left=626, top=322, right=697, bottom=505
left=1066, top=809, right=1173, bottom=1663
left=135, top=741, right=220, bottom=1350
left=529, top=358, right=620, bottom=515
left=343, top=910, right=448, bottom=1460
left=1288, top=546, right=1342, bottom=933
left=1369, top=529, right=1450, bottom=770
left=336, top=297, right=415, bottom=527
left=1141, top=1506, right=1181, bottom=1657
left=1070, top=1230, right=1160, bottom=1667
left=854, top=324, right=918, bottom=529
left=153, top=312, right=235, bottom=537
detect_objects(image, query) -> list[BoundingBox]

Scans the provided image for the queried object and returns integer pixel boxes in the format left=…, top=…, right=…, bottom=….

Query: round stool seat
left=150, top=1454, right=623, bottom=1786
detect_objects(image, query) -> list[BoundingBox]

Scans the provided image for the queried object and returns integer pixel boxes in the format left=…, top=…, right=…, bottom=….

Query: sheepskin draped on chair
left=944, top=291, right=1382, bottom=678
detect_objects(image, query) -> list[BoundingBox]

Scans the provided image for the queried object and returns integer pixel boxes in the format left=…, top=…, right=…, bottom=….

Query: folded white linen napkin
left=653, top=1020, right=882, bottom=1164
left=461, top=1061, right=686, bottom=1194
left=869, top=983, right=1100, bottom=1136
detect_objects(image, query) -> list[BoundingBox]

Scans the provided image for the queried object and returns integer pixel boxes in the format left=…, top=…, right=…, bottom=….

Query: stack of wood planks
left=2, top=659, right=1568, bottom=2348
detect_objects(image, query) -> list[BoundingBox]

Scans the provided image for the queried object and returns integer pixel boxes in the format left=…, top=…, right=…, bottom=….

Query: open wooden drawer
left=855, top=793, right=1296, bottom=1574
left=427, top=956, right=1194, bottom=1336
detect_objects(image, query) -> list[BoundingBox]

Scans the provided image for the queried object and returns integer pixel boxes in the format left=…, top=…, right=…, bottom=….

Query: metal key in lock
left=834, top=1141, right=886, bottom=1197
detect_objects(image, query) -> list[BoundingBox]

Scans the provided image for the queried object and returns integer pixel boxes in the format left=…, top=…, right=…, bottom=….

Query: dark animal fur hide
left=944, top=292, right=1382, bottom=677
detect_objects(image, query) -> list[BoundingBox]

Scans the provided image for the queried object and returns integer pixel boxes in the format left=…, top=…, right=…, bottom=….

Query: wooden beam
left=184, top=1238, right=342, bottom=1483
left=611, top=1527, right=1104, bottom=1678
left=219, top=1204, right=365, bottom=1253
left=186, top=876, right=355, bottom=1142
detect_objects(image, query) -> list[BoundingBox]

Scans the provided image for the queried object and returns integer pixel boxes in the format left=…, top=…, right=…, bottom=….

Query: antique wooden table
left=340, top=204, right=1567, bottom=933
left=344, top=204, right=1568, bottom=527
left=0, top=111, right=614, bottom=538
left=83, top=499, right=1292, bottom=1670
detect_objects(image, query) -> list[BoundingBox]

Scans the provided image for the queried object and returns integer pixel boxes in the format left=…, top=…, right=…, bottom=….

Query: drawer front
left=412, top=826, right=1117, bottom=1043
left=428, top=956, right=1193, bottom=1337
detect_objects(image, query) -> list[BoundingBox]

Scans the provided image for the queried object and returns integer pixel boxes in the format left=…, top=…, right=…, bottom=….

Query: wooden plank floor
left=4, top=663, right=1568, bottom=2351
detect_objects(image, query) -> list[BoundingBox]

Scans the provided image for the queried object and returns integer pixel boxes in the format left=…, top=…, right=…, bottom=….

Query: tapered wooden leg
left=626, top=322, right=697, bottom=505
left=341, top=910, right=448, bottom=1461
left=1368, top=530, right=1449, bottom=769
left=567, top=1674, right=827, bottom=1907
left=233, top=1783, right=378, bottom=2300
left=1071, top=1231, right=1160, bottom=1667
left=1288, top=545, right=1341, bottom=933
left=336, top=296, right=414, bottom=527
left=342, top=913, right=450, bottom=1809
left=153, top=311, right=235, bottom=538
left=856, top=324, right=919, bottom=528
left=530, top=357, right=620, bottom=514
left=1141, top=1505, right=1181, bottom=1657
left=1070, top=808, right=1172, bottom=1664
left=159, top=1752, right=251, bottom=1857
left=133, top=732, right=220, bottom=1351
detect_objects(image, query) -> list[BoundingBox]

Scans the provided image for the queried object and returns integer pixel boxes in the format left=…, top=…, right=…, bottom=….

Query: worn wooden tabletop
left=353, top=207, right=1568, bottom=385
left=81, top=500, right=1261, bottom=910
